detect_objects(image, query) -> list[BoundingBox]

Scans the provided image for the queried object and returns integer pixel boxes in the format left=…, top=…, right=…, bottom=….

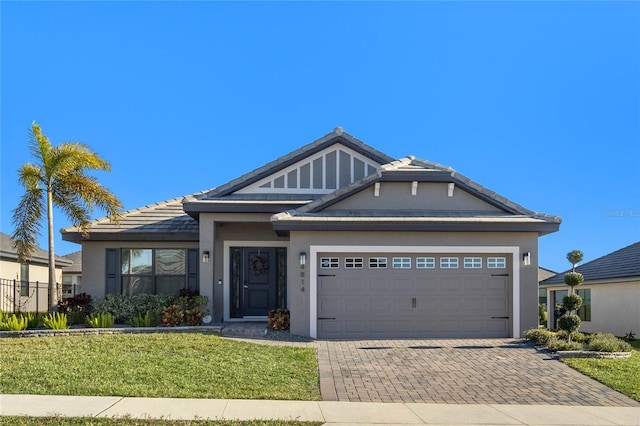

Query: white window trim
left=416, top=257, right=436, bottom=269
left=310, top=245, right=521, bottom=339
left=392, top=257, right=412, bottom=269
left=463, top=257, right=483, bottom=269
left=222, top=240, right=289, bottom=322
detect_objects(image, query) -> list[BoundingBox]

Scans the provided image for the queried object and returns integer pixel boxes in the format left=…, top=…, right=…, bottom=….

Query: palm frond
left=28, top=123, right=53, bottom=171
left=12, top=187, right=44, bottom=262
left=53, top=142, right=112, bottom=178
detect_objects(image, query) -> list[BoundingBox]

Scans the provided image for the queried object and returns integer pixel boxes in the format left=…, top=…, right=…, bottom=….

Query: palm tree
left=12, top=122, right=122, bottom=310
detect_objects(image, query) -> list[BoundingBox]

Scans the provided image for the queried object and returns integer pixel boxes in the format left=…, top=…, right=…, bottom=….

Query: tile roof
left=61, top=194, right=203, bottom=242
left=540, top=241, right=640, bottom=284
left=61, top=250, right=82, bottom=273
left=0, top=232, right=72, bottom=267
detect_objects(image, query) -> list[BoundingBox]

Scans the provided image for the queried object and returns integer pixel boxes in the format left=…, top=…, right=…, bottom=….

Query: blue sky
left=1, top=1, right=639, bottom=273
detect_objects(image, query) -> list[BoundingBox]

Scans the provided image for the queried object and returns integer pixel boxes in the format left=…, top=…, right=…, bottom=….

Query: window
left=19, top=263, right=29, bottom=297
left=320, top=257, right=339, bottom=269
left=576, top=289, right=591, bottom=321
left=120, top=249, right=189, bottom=296
left=416, top=257, right=435, bottom=269
left=440, top=257, right=459, bottom=269
left=369, top=257, right=388, bottom=268
left=345, top=258, right=363, bottom=268
left=487, top=257, right=506, bottom=268
left=464, top=257, right=482, bottom=269
left=392, top=257, right=411, bottom=269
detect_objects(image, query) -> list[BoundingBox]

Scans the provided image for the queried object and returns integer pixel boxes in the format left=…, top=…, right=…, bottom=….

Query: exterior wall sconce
left=202, top=251, right=210, bottom=263
left=299, top=251, right=306, bottom=267
left=523, top=252, right=531, bottom=266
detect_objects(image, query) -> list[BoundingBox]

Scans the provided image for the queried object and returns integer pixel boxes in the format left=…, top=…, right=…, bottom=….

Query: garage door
left=317, top=253, right=511, bottom=339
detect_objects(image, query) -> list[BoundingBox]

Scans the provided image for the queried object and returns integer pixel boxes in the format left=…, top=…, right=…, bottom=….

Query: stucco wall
left=288, top=230, right=539, bottom=338
left=544, top=280, right=640, bottom=336
left=326, top=182, right=503, bottom=212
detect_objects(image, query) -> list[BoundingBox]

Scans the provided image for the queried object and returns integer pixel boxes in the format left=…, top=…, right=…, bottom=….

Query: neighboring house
left=539, top=241, right=640, bottom=336
left=62, top=128, right=561, bottom=338
left=538, top=266, right=557, bottom=305
left=61, top=251, right=82, bottom=297
left=0, top=231, right=72, bottom=313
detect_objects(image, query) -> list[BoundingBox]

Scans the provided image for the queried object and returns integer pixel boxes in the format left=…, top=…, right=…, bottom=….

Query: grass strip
left=0, top=333, right=319, bottom=400
left=563, top=340, right=640, bottom=401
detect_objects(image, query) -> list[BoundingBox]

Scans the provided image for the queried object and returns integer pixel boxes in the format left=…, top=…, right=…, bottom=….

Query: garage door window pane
left=320, top=258, right=339, bottom=268
left=369, top=257, right=387, bottom=268
left=392, top=257, right=411, bottom=269
left=440, top=257, right=458, bottom=269
left=488, top=257, right=506, bottom=268
left=345, top=258, right=363, bottom=268
left=416, top=257, right=435, bottom=269
left=464, top=257, right=482, bottom=268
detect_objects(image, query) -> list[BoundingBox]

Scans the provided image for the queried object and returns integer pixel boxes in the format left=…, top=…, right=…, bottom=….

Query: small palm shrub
left=86, top=312, right=114, bottom=328
left=43, top=312, right=68, bottom=330
left=129, top=311, right=152, bottom=327
left=0, top=313, right=28, bottom=331
left=24, top=312, right=43, bottom=329
left=587, top=333, right=632, bottom=352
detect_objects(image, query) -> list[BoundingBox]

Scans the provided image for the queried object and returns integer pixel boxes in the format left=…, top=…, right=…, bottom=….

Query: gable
left=324, top=181, right=504, bottom=213
left=235, top=143, right=381, bottom=196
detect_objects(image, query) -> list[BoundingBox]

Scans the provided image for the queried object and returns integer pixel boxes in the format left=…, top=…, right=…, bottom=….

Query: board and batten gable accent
left=308, top=245, right=521, bottom=339
left=235, top=144, right=380, bottom=195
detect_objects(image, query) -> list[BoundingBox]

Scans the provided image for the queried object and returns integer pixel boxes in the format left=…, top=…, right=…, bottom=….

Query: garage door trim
left=309, top=245, right=521, bottom=339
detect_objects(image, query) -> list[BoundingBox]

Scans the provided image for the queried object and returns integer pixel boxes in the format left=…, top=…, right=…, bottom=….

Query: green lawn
left=0, top=334, right=320, bottom=400
left=0, top=418, right=321, bottom=426
left=563, top=340, right=640, bottom=401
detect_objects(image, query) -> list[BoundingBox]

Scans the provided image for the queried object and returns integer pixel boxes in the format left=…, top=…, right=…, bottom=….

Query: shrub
left=524, top=328, right=554, bottom=345
left=185, top=306, right=205, bottom=326
left=562, top=294, right=583, bottom=312
left=564, top=272, right=584, bottom=288
left=86, top=312, right=114, bottom=328
left=558, top=314, right=581, bottom=335
left=587, top=333, right=632, bottom=352
left=94, top=294, right=174, bottom=324
left=538, top=304, right=548, bottom=326
left=162, top=304, right=184, bottom=327
left=267, top=308, right=290, bottom=331
left=43, top=312, right=68, bottom=330
left=547, top=336, right=584, bottom=352
left=58, top=293, right=93, bottom=325
left=0, top=313, right=28, bottom=331
left=129, top=311, right=152, bottom=327
left=24, top=312, right=43, bottom=329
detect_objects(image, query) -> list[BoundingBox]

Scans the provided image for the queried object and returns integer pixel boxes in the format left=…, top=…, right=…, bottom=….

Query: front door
left=230, top=247, right=286, bottom=318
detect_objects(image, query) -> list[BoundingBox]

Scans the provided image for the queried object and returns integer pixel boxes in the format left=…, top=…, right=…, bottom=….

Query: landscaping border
left=0, top=325, right=222, bottom=338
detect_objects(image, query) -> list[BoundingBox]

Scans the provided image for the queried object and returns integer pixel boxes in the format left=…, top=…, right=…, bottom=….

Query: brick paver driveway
left=316, top=338, right=639, bottom=406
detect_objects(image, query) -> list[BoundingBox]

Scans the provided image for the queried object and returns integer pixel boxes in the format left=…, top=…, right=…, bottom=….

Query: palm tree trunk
left=47, top=185, right=57, bottom=311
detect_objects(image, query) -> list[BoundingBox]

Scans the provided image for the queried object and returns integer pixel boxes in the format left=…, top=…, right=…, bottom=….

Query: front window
left=120, top=249, right=188, bottom=296
left=576, top=289, right=591, bottom=321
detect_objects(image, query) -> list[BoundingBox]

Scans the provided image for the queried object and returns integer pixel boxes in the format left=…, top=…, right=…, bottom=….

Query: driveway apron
left=317, top=338, right=639, bottom=406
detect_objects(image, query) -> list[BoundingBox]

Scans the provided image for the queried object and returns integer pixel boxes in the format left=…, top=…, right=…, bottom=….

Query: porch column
left=199, top=216, right=215, bottom=321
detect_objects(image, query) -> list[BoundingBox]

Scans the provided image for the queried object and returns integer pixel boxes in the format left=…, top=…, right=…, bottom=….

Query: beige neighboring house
left=61, top=251, right=82, bottom=297
left=538, top=266, right=557, bottom=305
left=539, top=241, right=640, bottom=336
left=0, top=232, right=72, bottom=313
left=62, top=128, right=561, bottom=339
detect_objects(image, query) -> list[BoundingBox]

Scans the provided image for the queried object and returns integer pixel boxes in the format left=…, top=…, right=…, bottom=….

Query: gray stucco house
left=540, top=241, right=640, bottom=336
left=62, top=128, right=561, bottom=338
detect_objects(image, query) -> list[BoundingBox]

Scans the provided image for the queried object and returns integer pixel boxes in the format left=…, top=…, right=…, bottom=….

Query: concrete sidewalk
left=1, top=394, right=639, bottom=425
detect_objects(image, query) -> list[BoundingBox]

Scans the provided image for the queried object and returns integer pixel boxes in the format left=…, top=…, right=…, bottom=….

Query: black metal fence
left=0, top=279, right=81, bottom=314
